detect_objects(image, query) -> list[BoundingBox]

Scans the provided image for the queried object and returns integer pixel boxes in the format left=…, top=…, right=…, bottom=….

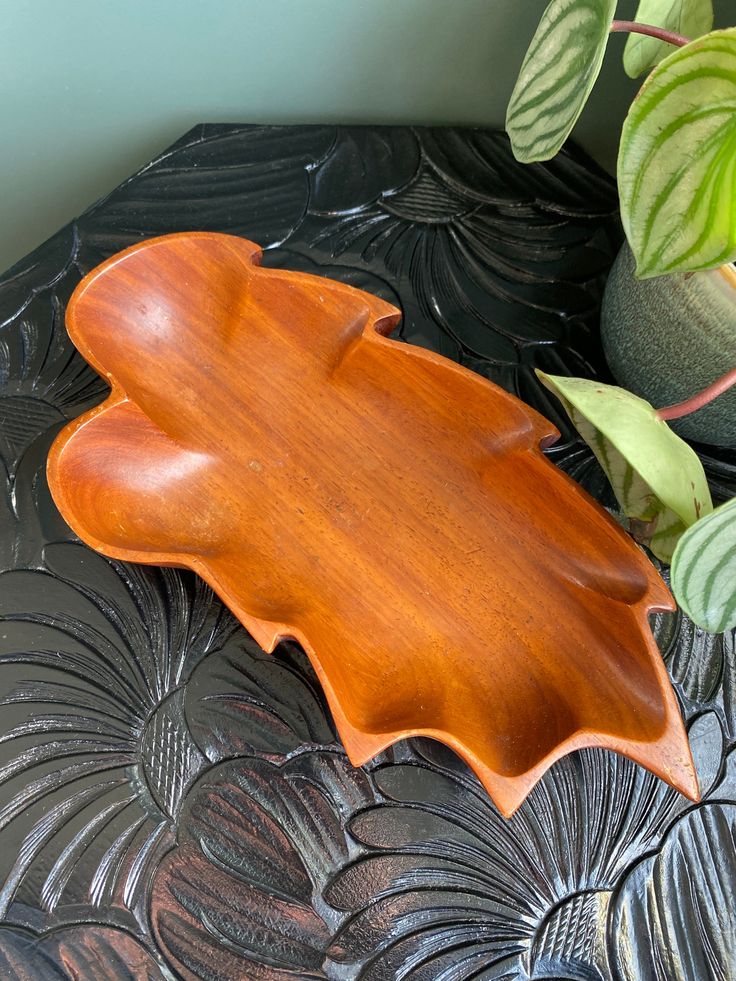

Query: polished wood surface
left=46, top=232, right=698, bottom=816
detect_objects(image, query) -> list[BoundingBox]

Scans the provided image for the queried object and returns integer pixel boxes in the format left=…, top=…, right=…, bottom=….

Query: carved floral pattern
left=0, top=125, right=733, bottom=979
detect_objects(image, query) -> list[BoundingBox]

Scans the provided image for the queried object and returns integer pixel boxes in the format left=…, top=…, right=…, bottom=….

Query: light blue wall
left=1, top=0, right=728, bottom=272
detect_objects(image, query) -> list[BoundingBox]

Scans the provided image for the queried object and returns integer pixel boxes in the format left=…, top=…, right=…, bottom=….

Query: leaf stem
left=656, top=366, right=736, bottom=421
left=610, top=20, right=691, bottom=48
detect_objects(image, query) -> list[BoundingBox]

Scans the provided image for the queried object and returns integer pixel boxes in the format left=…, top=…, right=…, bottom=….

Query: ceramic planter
left=601, top=244, right=736, bottom=449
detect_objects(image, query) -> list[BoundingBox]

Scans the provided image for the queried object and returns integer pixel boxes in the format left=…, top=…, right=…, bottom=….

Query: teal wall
left=1, top=0, right=730, bottom=272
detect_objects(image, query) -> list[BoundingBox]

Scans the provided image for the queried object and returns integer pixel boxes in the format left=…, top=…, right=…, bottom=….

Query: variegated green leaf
left=619, top=29, right=736, bottom=279
left=671, top=496, right=736, bottom=632
left=624, top=0, right=714, bottom=78
left=537, top=372, right=713, bottom=561
left=506, top=0, right=617, bottom=163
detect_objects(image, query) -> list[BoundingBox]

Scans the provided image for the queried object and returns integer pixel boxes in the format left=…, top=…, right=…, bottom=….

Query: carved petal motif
left=0, top=924, right=166, bottom=980
left=151, top=753, right=373, bottom=981
left=47, top=231, right=697, bottom=816
left=612, top=803, right=736, bottom=980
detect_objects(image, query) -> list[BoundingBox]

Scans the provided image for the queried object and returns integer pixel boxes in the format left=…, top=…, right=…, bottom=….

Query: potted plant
left=505, top=0, right=736, bottom=633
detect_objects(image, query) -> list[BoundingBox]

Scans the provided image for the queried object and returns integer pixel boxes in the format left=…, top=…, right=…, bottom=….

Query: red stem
left=610, top=19, right=691, bottom=48
left=656, top=366, right=736, bottom=421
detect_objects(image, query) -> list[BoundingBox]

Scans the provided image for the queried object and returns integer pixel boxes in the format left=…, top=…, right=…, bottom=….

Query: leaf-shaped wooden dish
left=47, top=232, right=699, bottom=817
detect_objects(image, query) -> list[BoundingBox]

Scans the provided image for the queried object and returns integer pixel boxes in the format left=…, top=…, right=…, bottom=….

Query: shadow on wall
left=2, top=0, right=725, bottom=272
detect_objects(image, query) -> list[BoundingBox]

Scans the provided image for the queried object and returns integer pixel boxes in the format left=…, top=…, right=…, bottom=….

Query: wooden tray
left=46, top=232, right=699, bottom=816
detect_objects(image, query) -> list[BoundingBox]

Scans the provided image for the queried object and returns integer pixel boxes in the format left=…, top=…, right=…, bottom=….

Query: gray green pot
left=601, top=244, right=736, bottom=449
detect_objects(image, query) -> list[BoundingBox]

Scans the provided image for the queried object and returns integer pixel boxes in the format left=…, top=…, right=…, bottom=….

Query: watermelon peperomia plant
left=671, top=496, right=736, bottom=634
left=537, top=369, right=736, bottom=633
left=506, top=0, right=736, bottom=633
left=506, top=0, right=736, bottom=280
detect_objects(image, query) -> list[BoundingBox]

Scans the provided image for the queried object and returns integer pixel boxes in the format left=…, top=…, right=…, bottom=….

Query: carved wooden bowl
left=47, top=232, right=699, bottom=816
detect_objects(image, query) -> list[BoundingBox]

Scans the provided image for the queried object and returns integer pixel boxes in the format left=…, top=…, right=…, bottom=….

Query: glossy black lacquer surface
left=0, top=125, right=734, bottom=980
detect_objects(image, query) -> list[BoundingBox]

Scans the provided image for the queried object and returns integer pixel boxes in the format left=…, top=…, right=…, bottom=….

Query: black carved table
left=0, top=125, right=734, bottom=980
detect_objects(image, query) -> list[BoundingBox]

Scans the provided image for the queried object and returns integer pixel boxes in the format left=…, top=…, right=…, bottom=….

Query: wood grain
left=46, top=232, right=699, bottom=816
